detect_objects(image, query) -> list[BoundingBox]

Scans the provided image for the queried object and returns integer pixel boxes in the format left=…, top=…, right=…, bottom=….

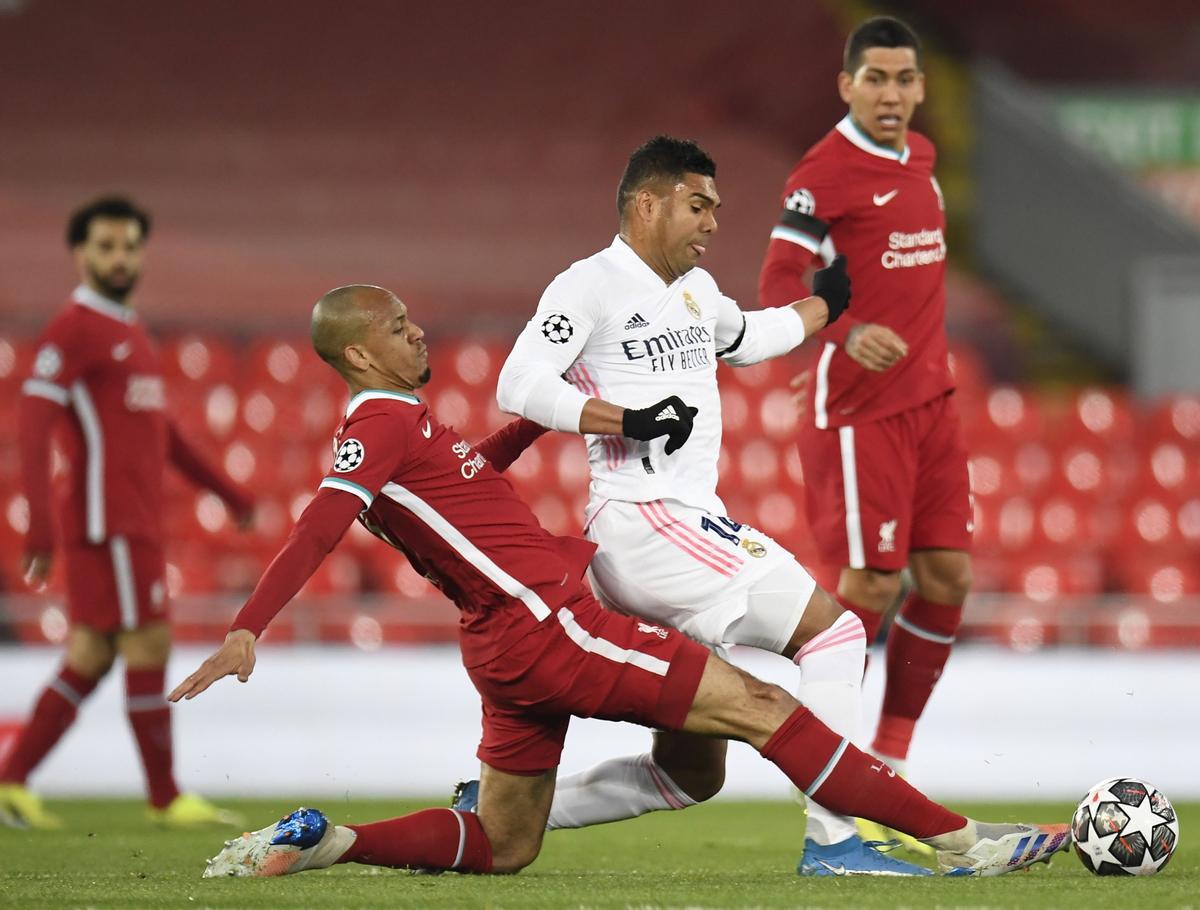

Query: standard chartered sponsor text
left=881, top=226, right=946, bottom=269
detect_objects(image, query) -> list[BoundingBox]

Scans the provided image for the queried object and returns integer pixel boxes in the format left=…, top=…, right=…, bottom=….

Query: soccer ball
left=1071, top=777, right=1179, bottom=875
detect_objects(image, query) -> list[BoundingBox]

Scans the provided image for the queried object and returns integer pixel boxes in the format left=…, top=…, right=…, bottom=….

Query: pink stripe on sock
left=643, top=756, right=687, bottom=810
left=795, top=613, right=866, bottom=662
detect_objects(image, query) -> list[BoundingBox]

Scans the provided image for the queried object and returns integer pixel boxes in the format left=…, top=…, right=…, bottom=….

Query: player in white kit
left=493, top=137, right=928, bottom=876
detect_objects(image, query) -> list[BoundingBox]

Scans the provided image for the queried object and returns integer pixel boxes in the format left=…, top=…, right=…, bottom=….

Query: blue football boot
left=798, top=834, right=934, bottom=876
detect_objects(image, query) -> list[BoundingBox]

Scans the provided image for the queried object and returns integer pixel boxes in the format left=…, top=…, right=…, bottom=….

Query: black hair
left=66, top=196, right=152, bottom=248
left=843, top=16, right=922, bottom=73
left=616, top=136, right=716, bottom=219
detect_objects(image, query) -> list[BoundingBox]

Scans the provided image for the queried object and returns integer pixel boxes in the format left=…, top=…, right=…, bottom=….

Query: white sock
left=793, top=611, right=867, bottom=846
left=292, top=824, right=358, bottom=872
left=547, top=753, right=695, bottom=830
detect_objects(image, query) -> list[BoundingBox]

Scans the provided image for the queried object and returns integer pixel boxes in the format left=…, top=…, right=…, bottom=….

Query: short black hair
left=66, top=196, right=152, bottom=248
left=843, top=16, right=922, bottom=73
left=616, top=136, right=716, bottom=219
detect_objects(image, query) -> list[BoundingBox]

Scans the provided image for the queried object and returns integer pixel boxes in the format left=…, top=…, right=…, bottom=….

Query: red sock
left=125, top=668, right=180, bottom=809
left=761, top=706, right=965, bottom=839
left=0, top=666, right=98, bottom=783
left=874, top=595, right=963, bottom=761
left=340, top=808, right=493, bottom=872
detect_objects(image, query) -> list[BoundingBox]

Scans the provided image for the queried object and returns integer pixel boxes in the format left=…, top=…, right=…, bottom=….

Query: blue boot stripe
left=1024, top=833, right=1047, bottom=861
left=1008, top=835, right=1030, bottom=864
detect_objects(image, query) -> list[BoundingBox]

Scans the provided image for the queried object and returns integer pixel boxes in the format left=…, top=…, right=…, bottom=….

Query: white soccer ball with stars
left=1071, top=777, right=1179, bottom=876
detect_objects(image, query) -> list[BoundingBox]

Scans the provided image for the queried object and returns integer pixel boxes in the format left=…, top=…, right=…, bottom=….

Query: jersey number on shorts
left=700, top=516, right=742, bottom=546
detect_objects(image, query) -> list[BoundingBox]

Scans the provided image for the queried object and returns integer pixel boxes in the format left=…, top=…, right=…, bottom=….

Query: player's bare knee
left=489, top=837, right=542, bottom=874
left=651, top=735, right=725, bottom=803
left=839, top=568, right=901, bottom=615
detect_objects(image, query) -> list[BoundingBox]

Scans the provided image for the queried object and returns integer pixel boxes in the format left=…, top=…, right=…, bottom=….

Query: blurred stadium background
left=2, top=0, right=1199, bottom=800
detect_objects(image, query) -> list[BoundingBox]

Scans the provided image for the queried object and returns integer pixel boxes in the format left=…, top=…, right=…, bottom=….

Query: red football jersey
left=758, top=115, right=953, bottom=428
left=20, top=286, right=251, bottom=551
left=22, top=287, right=172, bottom=545
left=314, top=390, right=595, bottom=666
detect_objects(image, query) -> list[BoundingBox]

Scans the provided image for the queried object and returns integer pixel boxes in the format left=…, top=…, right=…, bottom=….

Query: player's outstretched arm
left=475, top=418, right=550, bottom=473
left=169, top=629, right=257, bottom=701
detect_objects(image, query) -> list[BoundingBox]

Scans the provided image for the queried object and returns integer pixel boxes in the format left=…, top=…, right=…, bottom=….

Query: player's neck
left=619, top=231, right=678, bottom=285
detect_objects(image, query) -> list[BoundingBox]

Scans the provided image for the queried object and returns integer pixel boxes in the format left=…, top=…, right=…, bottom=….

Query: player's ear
left=837, top=70, right=854, bottom=104
left=342, top=343, right=371, bottom=372
left=634, top=187, right=660, bottom=225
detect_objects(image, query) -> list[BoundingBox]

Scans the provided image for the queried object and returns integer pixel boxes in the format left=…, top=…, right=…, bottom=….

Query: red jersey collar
left=835, top=115, right=911, bottom=165
left=72, top=285, right=138, bottom=324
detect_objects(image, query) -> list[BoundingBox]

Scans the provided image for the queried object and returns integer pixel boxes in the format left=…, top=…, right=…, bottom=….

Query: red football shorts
left=63, top=536, right=169, bottom=633
left=799, top=391, right=973, bottom=573
left=466, top=591, right=710, bottom=775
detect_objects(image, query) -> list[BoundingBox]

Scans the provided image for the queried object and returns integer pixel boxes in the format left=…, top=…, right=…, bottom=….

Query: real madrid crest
left=683, top=291, right=701, bottom=320
left=741, top=539, right=767, bottom=558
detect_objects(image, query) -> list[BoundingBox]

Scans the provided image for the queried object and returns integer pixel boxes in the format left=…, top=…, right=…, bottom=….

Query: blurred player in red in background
left=0, top=197, right=254, bottom=830
left=758, top=17, right=972, bottom=853
left=168, top=284, right=1066, bottom=880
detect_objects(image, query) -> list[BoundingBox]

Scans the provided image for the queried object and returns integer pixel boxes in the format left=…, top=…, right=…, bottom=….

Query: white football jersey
left=498, top=235, right=752, bottom=520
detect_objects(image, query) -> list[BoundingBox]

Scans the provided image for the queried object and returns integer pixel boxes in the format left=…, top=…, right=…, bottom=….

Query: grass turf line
left=1, top=798, right=1194, bottom=909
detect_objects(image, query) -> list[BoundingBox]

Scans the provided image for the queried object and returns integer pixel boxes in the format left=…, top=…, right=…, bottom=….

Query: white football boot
left=203, top=807, right=357, bottom=878
left=925, top=820, right=1071, bottom=876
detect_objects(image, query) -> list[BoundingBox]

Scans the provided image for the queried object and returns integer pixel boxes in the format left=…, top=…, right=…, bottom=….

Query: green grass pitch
left=2, top=797, right=1193, bottom=909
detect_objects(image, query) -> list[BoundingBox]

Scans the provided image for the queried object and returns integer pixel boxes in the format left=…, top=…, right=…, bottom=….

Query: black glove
left=622, top=396, right=700, bottom=455
left=812, top=254, right=851, bottom=324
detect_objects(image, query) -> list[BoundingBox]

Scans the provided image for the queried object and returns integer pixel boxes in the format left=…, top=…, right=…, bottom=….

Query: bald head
left=311, top=284, right=396, bottom=373
left=311, top=284, right=430, bottom=393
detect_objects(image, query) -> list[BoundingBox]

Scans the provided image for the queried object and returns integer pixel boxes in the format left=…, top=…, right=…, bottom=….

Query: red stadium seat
left=736, top=439, right=781, bottom=489
left=448, top=339, right=500, bottom=389
left=1143, top=393, right=1200, bottom=447
left=296, top=551, right=365, bottom=597
left=1010, top=440, right=1054, bottom=494
left=758, top=388, right=801, bottom=440
left=244, top=338, right=325, bottom=387
left=718, top=385, right=752, bottom=434
left=1006, top=553, right=1104, bottom=602
left=0, top=336, right=34, bottom=390
left=1043, top=386, right=1135, bottom=449
left=159, top=335, right=237, bottom=387
left=965, top=386, right=1043, bottom=450
left=1111, top=556, right=1200, bottom=603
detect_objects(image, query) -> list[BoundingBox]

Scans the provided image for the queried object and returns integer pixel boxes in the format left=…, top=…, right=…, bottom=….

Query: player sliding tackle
left=171, top=284, right=1067, bottom=878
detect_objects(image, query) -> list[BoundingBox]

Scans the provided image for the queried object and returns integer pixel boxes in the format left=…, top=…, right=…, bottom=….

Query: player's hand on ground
left=811, top=254, right=851, bottom=324
left=622, top=396, right=700, bottom=455
left=168, top=629, right=258, bottom=702
left=21, top=550, right=52, bottom=591
left=845, top=323, right=908, bottom=371
left=789, top=371, right=810, bottom=417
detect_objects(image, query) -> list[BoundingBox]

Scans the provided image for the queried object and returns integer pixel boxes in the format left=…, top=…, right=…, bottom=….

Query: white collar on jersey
left=345, top=387, right=422, bottom=418
left=835, top=114, right=911, bottom=165
left=606, top=234, right=677, bottom=287
left=72, top=284, right=138, bottom=324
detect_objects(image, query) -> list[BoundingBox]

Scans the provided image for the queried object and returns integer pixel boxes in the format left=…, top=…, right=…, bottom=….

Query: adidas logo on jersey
left=624, top=312, right=649, bottom=331
left=655, top=404, right=679, bottom=422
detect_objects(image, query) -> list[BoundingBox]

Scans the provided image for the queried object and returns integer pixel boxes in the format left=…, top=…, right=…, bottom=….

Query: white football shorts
left=584, top=498, right=817, bottom=655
